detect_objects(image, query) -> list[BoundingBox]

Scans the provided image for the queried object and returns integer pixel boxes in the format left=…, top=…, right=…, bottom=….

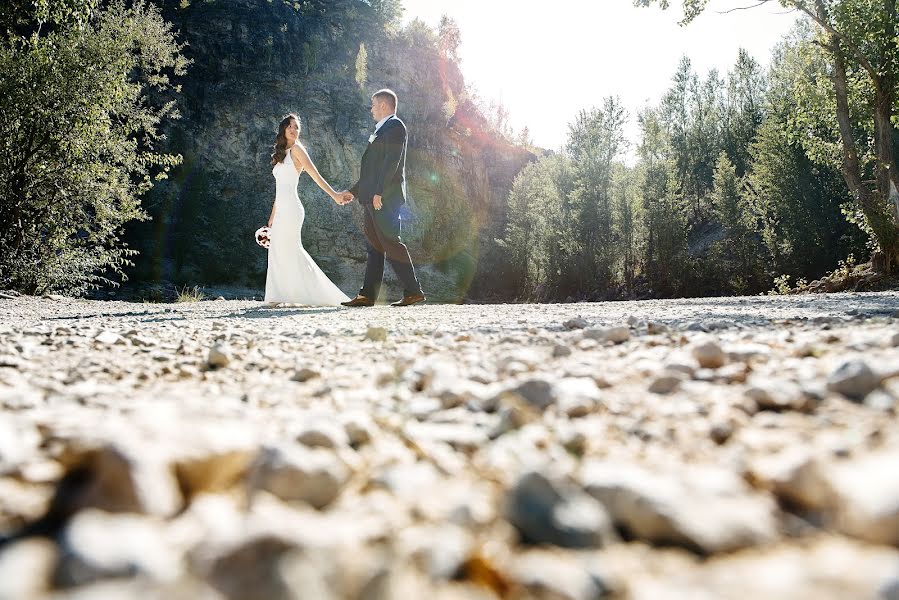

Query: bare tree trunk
left=831, top=35, right=899, bottom=271
left=878, top=0, right=899, bottom=215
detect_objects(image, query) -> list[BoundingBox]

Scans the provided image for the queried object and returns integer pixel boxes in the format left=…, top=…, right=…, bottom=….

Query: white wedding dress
left=264, top=147, right=350, bottom=306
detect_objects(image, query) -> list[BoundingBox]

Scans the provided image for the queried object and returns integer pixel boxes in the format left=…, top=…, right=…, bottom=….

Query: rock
left=372, top=462, right=441, bottom=503
left=581, top=462, right=777, bottom=554
left=583, top=326, right=630, bottom=344
left=511, top=378, right=558, bottom=411
left=403, top=422, right=489, bottom=453
left=93, top=331, right=123, bottom=346
left=629, top=537, right=899, bottom=600
left=489, top=399, right=536, bottom=439
left=406, top=357, right=471, bottom=407
left=342, top=414, right=376, bottom=447
left=554, top=377, right=602, bottom=418
left=505, top=470, right=617, bottom=548
left=692, top=341, right=726, bottom=369
left=206, top=344, right=232, bottom=369
left=864, top=390, right=896, bottom=412
left=709, top=421, right=734, bottom=445
left=55, top=509, right=180, bottom=587
left=649, top=374, right=682, bottom=395
left=509, top=551, right=616, bottom=600
left=744, top=380, right=816, bottom=413
left=647, top=321, right=669, bottom=335
left=827, top=360, right=880, bottom=401
left=552, top=343, right=572, bottom=358
left=171, top=425, right=257, bottom=498
left=364, top=326, right=388, bottom=342
left=400, top=524, right=474, bottom=580
left=290, top=367, right=320, bottom=383
left=0, top=415, right=39, bottom=473
left=0, top=477, right=54, bottom=530
left=295, top=420, right=349, bottom=449
left=891, top=332, right=899, bottom=347
left=205, top=534, right=303, bottom=600
left=829, top=451, right=899, bottom=545
left=0, top=538, right=56, bottom=600
left=749, top=449, right=834, bottom=514
left=563, top=317, right=589, bottom=330
left=54, top=441, right=183, bottom=518
left=248, top=445, right=349, bottom=509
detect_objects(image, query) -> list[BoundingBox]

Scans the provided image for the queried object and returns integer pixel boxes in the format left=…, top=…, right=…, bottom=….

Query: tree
left=565, top=97, right=628, bottom=295
left=498, top=155, right=571, bottom=298
left=635, top=0, right=899, bottom=270
left=0, top=1, right=187, bottom=294
left=722, top=48, right=767, bottom=177
left=745, top=26, right=866, bottom=279
left=709, top=153, right=766, bottom=293
left=438, top=15, right=462, bottom=62
left=0, top=0, right=96, bottom=37
left=636, top=107, right=691, bottom=296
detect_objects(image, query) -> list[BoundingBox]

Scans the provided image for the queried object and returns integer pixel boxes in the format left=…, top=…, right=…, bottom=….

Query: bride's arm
left=290, top=145, right=340, bottom=202
left=267, top=199, right=275, bottom=227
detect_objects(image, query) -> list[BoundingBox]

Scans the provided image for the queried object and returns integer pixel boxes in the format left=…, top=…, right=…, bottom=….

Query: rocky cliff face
left=126, top=0, right=534, bottom=301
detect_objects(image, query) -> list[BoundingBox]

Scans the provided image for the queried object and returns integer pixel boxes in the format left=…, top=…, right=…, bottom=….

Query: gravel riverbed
left=1, top=292, right=898, bottom=599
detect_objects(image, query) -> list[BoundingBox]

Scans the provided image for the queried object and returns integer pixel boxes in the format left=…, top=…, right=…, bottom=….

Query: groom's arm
left=374, top=122, right=405, bottom=199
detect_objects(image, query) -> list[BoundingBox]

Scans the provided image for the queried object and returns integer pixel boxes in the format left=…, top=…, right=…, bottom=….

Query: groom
left=339, top=89, right=425, bottom=307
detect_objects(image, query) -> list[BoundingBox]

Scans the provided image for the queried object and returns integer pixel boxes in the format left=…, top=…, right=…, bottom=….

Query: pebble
left=206, top=344, right=231, bottom=368
left=827, top=360, right=881, bottom=401
left=563, top=318, right=589, bottom=330
left=581, top=462, right=778, bottom=554
left=505, top=470, right=618, bottom=548
left=583, top=326, right=630, bottom=344
left=648, top=375, right=682, bottom=395
left=364, top=326, right=388, bottom=342
left=248, top=445, right=349, bottom=509
left=291, top=367, right=320, bottom=383
left=692, top=341, right=726, bottom=369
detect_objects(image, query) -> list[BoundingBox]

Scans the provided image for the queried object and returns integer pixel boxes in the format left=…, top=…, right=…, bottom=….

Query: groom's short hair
left=372, top=89, right=398, bottom=111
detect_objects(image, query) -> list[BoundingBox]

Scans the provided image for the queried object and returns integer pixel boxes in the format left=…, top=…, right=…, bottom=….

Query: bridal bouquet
left=254, top=226, right=271, bottom=249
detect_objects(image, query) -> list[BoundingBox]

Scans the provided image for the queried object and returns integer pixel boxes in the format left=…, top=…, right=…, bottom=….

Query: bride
left=264, top=113, right=350, bottom=307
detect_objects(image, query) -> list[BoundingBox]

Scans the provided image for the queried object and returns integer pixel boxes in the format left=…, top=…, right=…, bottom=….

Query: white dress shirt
left=369, top=113, right=396, bottom=143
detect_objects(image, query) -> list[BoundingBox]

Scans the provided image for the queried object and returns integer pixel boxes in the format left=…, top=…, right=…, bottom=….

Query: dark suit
left=350, top=115, right=422, bottom=299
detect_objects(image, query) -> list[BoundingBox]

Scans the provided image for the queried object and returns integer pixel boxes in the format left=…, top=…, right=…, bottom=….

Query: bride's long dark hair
left=271, top=113, right=300, bottom=166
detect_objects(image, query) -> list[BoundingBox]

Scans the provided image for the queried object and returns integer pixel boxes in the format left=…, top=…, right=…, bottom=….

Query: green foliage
left=636, top=0, right=899, bottom=268
left=498, top=98, right=630, bottom=300
left=0, top=0, right=187, bottom=294
left=0, top=0, right=97, bottom=36
left=745, top=28, right=867, bottom=280
left=708, top=153, right=765, bottom=294
left=497, top=155, right=571, bottom=299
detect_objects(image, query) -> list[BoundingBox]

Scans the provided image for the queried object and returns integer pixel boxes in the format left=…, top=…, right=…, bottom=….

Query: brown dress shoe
left=341, top=295, right=374, bottom=307
left=390, top=293, right=426, bottom=307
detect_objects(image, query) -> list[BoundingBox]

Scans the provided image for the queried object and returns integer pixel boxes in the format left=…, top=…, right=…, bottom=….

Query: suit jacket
left=350, top=116, right=407, bottom=207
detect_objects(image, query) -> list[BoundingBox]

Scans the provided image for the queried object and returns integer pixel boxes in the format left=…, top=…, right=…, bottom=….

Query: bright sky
left=400, top=0, right=801, bottom=153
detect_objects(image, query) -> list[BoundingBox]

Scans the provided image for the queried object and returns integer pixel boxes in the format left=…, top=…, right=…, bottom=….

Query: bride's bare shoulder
left=290, top=143, right=310, bottom=158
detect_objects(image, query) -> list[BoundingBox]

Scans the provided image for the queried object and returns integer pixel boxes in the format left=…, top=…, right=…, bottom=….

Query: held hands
left=373, top=194, right=382, bottom=211
left=334, top=190, right=355, bottom=205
